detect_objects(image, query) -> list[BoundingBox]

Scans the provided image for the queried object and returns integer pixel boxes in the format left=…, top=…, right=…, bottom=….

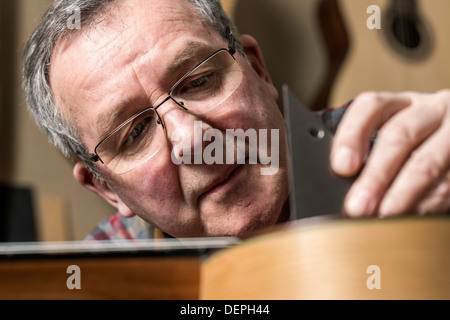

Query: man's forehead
left=51, top=0, right=217, bottom=87
left=50, top=0, right=224, bottom=145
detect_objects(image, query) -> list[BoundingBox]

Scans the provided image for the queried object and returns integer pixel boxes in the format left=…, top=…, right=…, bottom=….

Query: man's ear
left=239, top=34, right=276, bottom=86
left=73, top=162, right=136, bottom=218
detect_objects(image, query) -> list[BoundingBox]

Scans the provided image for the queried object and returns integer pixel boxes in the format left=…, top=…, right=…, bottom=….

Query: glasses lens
left=171, top=49, right=243, bottom=114
left=96, top=108, right=164, bottom=174
left=95, top=49, right=242, bottom=174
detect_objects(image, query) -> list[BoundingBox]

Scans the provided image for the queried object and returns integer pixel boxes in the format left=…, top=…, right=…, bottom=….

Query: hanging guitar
left=330, top=0, right=450, bottom=107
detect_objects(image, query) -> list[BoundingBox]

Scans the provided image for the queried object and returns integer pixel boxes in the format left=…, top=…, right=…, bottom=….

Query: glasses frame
left=83, top=30, right=238, bottom=167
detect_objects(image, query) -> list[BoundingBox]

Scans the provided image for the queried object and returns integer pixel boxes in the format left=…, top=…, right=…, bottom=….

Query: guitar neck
left=0, top=237, right=240, bottom=259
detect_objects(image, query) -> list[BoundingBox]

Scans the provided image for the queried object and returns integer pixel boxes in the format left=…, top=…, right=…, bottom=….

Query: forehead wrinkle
left=95, top=65, right=149, bottom=137
left=164, top=42, right=216, bottom=79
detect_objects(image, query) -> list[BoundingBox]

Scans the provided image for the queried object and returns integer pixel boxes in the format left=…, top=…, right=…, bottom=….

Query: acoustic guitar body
left=200, top=216, right=450, bottom=300
left=330, top=0, right=450, bottom=107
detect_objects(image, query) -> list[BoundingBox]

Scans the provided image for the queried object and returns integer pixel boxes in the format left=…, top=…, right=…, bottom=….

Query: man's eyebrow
left=96, top=99, right=137, bottom=139
left=164, top=42, right=215, bottom=77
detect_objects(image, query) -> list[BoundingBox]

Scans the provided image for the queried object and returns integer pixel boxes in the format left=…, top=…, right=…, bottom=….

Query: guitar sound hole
left=382, top=10, right=432, bottom=62
left=392, top=16, right=421, bottom=49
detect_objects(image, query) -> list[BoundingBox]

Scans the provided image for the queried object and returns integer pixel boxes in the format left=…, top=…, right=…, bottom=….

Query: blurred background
left=1, top=0, right=450, bottom=241
left=0, top=0, right=116, bottom=242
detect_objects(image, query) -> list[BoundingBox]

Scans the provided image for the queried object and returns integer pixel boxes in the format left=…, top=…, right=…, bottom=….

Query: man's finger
left=378, top=120, right=450, bottom=216
left=343, top=100, right=443, bottom=217
left=331, top=92, right=411, bottom=177
left=416, top=173, right=450, bottom=215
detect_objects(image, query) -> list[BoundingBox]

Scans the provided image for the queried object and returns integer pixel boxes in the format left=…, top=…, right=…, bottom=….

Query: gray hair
left=23, top=0, right=240, bottom=178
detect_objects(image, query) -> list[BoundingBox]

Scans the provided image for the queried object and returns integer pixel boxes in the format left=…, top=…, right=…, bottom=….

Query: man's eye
left=126, top=122, right=145, bottom=144
left=189, top=75, right=209, bottom=88
left=122, top=117, right=155, bottom=149
left=175, top=70, right=221, bottom=101
left=182, top=73, right=212, bottom=93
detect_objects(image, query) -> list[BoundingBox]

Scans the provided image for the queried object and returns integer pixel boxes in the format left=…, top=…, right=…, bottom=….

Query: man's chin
left=199, top=206, right=281, bottom=238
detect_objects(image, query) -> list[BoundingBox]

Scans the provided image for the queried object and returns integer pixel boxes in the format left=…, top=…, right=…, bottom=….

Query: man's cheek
left=259, top=129, right=280, bottom=176
left=118, top=155, right=181, bottom=201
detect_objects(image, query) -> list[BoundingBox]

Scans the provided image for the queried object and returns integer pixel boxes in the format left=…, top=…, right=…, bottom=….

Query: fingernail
left=346, top=188, right=375, bottom=217
left=333, top=146, right=357, bottom=175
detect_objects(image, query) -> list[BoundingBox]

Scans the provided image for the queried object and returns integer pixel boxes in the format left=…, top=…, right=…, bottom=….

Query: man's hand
left=331, top=90, right=450, bottom=217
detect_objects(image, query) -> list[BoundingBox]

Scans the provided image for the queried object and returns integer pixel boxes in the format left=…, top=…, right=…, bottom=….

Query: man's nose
left=161, top=101, right=212, bottom=164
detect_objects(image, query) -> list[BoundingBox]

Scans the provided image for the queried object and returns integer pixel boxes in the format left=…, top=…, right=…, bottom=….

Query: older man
left=23, top=0, right=450, bottom=240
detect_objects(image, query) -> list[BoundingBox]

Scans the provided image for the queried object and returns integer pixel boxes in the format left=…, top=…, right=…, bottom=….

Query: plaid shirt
left=85, top=105, right=350, bottom=241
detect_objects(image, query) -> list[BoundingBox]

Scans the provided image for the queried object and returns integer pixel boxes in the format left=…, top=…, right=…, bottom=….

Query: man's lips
left=200, top=164, right=244, bottom=198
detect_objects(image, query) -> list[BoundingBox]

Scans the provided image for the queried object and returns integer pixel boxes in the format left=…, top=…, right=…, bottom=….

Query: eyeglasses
left=82, top=32, right=243, bottom=175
